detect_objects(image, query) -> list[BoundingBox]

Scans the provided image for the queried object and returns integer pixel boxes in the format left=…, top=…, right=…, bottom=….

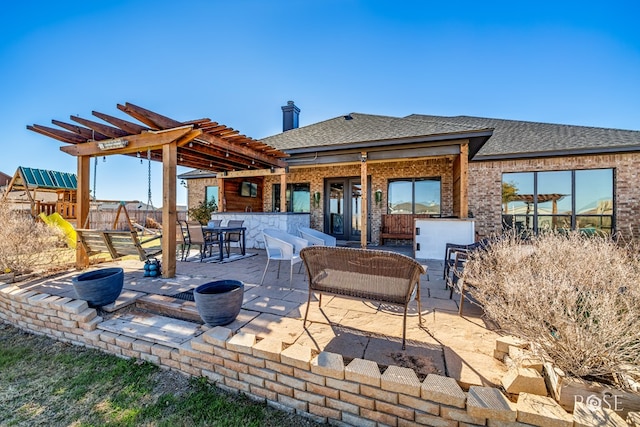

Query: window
left=272, top=183, right=310, bottom=212
left=502, top=169, right=614, bottom=235
left=387, top=178, right=440, bottom=215
left=205, top=186, right=218, bottom=207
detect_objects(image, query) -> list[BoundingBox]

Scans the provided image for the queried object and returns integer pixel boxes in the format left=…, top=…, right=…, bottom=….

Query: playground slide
left=39, top=212, right=77, bottom=249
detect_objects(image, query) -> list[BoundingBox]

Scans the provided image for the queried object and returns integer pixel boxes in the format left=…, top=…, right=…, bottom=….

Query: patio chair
left=185, top=221, right=212, bottom=261
left=443, top=238, right=491, bottom=281
left=298, top=226, right=337, bottom=246
left=260, top=228, right=310, bottom=285
left=176, top=220, right=189, bottom=261
left=205, top=219, right=222, bottom=248
left=447, top=249, right=472, bottom=315
left=224, top=219, right=245, bottom=256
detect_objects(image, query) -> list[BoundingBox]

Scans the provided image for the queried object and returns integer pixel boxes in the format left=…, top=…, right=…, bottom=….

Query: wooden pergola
left=28, top=102, right=288, bottom=277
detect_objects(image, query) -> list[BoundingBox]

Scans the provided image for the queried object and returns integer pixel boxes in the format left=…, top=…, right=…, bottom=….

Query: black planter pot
left=72, top=267, right=124, bottom=307
left=194, top=280, right=244, bottom=326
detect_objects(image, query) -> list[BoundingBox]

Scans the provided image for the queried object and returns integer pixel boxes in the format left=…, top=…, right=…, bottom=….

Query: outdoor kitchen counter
left=209, top=212, right=310, bottom=249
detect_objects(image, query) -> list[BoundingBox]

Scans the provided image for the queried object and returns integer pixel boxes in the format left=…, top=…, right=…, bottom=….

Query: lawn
left=0, top=322, right=321, bottom=427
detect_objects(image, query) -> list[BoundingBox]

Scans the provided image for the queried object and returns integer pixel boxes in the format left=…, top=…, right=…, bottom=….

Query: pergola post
left=162, top=142, right=177, bottom=278
left=76, top=155, right=90, bottom=268
left=218, top=176, right=226, bottom=211
left=360, top=152, right=368, bottom=248
left=453, top=143, right=469, bottom=218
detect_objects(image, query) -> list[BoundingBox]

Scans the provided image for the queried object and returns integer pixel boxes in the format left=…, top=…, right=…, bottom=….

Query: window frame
left=272, top=183, right=311, bottom=213
left=501, top=168, right=615, bottom=236
left=387, top=177, right=441, bottom=215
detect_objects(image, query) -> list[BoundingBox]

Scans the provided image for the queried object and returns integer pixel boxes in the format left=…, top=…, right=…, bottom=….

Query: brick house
left=180, top=102, right=640, bottom=244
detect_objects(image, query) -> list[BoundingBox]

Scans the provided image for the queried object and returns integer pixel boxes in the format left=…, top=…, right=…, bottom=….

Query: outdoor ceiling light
left=97, top=138, right=129, bottom=150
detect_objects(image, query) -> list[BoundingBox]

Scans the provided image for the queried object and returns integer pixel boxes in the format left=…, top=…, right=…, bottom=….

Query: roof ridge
left=408, top=114, right=640, bottom=133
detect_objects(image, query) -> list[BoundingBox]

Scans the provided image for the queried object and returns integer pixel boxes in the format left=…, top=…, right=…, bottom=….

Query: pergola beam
left=59, top=126, right=197, bottom=157
left=222, top=167, right=287, bottom=178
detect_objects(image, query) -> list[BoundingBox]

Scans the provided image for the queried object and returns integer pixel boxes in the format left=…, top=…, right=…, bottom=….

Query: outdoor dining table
left=202, top=226, right=247, bottom=261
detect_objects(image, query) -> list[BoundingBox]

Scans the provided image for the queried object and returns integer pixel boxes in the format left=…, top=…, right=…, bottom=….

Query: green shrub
left=462, top=231, right=640, bottom=379
left=187, top=199, right=218, bottom=225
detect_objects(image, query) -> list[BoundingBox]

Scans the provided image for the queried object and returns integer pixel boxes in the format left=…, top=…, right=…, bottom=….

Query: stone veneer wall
left=468, top=152, right=640, bottom=240
left=209, top=213, right=310, bottom=249
left=0, top=283, right=581, bottom=427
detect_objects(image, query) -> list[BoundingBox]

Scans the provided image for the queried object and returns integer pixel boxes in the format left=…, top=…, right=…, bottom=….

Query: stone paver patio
left=21, top=246, right=508, bottom=388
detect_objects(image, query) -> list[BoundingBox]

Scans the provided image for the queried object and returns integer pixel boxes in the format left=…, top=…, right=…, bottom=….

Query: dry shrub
left=463, top=231, right=640, bottom=379
left=0, top=202, right=66, bottom=276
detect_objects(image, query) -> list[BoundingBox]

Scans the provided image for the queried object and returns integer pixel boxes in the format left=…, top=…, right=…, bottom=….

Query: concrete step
left=98, top=310, right=204, bottom=348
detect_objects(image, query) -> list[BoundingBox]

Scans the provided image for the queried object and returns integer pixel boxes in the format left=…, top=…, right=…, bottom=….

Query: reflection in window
left=502, top=173, right=534, bottom=234
left=576, top=169, right=614, bottom=233
left=272, top=183, right=310, bottom=212
left=537, top=171, right=571, bottom=231
left=502, top=169, right=614, bottom=235
left=388, top=178, right=440, bottom=215
left=205, top=186, right=218, bottom=206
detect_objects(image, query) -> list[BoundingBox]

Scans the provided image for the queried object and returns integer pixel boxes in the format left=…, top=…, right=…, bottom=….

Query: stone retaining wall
left=0, top=283, right=625, bottom=426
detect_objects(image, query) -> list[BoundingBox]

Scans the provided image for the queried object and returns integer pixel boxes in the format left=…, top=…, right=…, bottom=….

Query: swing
left=75, top=153, right=162, bottom=263
left=131, top=149, right=161, bottom=235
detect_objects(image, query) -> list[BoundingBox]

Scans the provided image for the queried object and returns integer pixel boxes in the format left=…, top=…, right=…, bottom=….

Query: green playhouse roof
left=18, top=166, right=77, bottom=190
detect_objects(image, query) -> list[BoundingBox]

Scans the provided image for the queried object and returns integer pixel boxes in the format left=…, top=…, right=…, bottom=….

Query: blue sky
left=1, top=1, right=638, bottom=205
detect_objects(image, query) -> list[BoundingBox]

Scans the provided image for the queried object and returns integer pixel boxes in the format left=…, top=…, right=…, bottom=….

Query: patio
left=21, top=246, right=507, bottom=389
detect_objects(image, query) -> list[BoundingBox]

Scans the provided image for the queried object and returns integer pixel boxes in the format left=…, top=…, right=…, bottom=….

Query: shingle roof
left=407, top=115, right=640, bottom=159
left=261, top=113, right=492, bottom=150
left=178, top=169, right=217, bottom=180
left=262, top=112, right=640, bottom=160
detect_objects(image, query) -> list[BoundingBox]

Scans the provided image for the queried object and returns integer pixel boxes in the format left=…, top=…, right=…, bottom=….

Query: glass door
left=325, top=178, right=369, bottom=241
left=350, top=182, right=362, bottom=240
left=328, top=181, right=345, bottom=238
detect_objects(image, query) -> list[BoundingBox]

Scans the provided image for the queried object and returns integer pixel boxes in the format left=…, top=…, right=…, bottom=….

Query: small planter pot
left=194, top=280, right=244, bottom=326
left=72, top=267, right=124, bottom=307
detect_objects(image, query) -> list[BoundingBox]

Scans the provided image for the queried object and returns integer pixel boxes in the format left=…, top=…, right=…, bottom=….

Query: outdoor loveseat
left=299, top=246, right=426, bottom=349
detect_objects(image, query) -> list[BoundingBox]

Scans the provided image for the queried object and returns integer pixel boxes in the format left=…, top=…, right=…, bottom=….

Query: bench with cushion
left=299, top=245, right=426, bottom=349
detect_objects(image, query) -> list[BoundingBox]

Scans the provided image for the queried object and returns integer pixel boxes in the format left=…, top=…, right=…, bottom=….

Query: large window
left=502, top=169, right=614, bottom=235
left=272, top=183, right=310, bottom=212
left=387, top=178, right=440, bottom=215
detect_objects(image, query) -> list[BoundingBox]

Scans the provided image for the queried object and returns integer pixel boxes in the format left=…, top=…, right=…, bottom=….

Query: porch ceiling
left=27, top=102, right=288, bottom=172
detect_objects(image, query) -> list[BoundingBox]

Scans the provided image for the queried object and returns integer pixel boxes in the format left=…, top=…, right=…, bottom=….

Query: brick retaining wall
left=0, top=283, right=610, bottom=426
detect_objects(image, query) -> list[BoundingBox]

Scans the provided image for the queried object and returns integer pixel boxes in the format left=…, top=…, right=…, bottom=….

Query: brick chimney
left=281, top=100, right=300, bottom=132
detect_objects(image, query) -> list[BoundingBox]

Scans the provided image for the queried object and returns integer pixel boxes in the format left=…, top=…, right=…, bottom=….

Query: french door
left=325, top=177, right=370, bottom=241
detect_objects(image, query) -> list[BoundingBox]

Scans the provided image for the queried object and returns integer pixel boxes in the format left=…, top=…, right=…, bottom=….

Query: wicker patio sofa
left=299, top=246, right=426, bottom=349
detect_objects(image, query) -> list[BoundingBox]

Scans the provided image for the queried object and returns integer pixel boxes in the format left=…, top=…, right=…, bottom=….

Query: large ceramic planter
left=72, top=267, right=124, bottom=307
left=194, top=280, right=244, bottom=326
